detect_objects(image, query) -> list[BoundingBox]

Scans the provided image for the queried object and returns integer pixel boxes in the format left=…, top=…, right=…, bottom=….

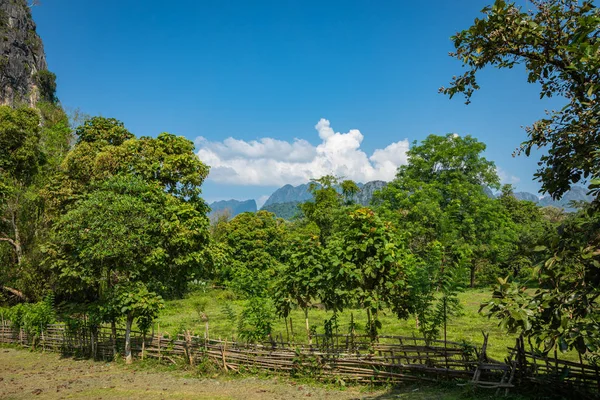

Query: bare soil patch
left=0, top=347, right=387, bottom=400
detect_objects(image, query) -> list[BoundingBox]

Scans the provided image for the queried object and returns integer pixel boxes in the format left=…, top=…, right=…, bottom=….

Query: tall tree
left=217, top=210, right=287, bottom=298
left=46, top=175, right=205, bottom=362
left=441, top=0, right=600, bottom=201
left=0, top=107, right=42, bottom=270
left=273, top=233, right=326, bottom=344
left=375, top=134, right=511, bottom=287
left=327, top=208, right=414, bottom=340
left=445, top=0, right=600, bottom=357
left=300, top=175, right=359, bottom=246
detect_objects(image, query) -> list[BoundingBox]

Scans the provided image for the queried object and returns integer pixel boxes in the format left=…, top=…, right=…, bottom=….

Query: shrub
left=237, top=297, right=274, bottom=342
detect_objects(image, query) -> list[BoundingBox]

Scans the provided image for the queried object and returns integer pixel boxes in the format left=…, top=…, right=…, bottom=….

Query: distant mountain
left=209, top=199, right=257, bottom=218
left=353, top=181, right=387, bottom=205
left=262, top=184, right=313, bottom=207
left=261, top=202, right=302, bottom=220
left=506, top=186, right=592, bottom=211
left=514, top=192, right=539, bottom=203
left=261, top=180, right=388, bottom=217
left=537, top=186, right=593, bottom=211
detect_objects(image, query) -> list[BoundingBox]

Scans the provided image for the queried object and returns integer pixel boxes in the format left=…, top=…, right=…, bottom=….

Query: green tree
left=441, top=0, right=600, bottom=200
left=0, top=106, right=43, bottom=300
left=46, top=116, right=210, bottom=214
left=444, top=0, right=600, bottom=357
left=495, top=185, right=555, bottom=280
left=375, top=134, right=511, bottom=288
left=46, top=175, right=205, bottom=361
left=300, top=175, right=359, bottom=246
left=327, top=207, right=414, bottom=340
left=108, top=282, right=163, bottom=363
left=217, top=210, right=287, bottom=297
left=482, top=204, right=600, bottom=355
left=273, top=233, right=327, bottom=344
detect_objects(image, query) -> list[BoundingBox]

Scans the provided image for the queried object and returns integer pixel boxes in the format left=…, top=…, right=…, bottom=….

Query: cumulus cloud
left=496, top=166, right=521, bottom=185
left=196, top=119, right=410, bottom=186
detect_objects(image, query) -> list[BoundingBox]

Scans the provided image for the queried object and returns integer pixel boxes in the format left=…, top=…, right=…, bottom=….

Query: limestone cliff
left=0, top=0, right=48, bottom=106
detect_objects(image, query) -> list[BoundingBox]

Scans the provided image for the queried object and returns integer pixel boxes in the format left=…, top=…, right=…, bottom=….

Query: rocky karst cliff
left=0, top=0, right=48, bottom=106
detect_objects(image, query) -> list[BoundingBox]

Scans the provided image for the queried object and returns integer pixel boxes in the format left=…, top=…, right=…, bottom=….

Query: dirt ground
left=0, top=347, right=392, bottom=400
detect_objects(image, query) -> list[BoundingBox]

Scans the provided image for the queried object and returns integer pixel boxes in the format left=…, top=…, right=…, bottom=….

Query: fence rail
left=1, top=321, right=599, bottom=396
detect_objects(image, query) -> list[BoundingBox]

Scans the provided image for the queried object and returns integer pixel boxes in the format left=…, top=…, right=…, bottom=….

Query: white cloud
left=497, top=167, right=521, bottom=185
left=196, top=119, right=410, bottom=186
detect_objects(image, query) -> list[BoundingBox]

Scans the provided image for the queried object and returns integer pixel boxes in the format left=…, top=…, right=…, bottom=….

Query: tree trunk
left=125, top=314, right=133, bottom=364
left=304, top=308, right=311, bottom=345
left=284, top=317, right=289, bottom=343
left=470, top=265, right=476, bottom=288
left=111, top=319, right=117, bottom=358
left=91, top=327, right=97, bottom=360
left=12, top=213, right=22, bottom=267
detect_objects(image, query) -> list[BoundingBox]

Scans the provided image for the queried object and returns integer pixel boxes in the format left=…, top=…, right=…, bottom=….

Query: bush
left=237, top=297, right=274, bottom=342
left=3, top=295, right=56, bottom=336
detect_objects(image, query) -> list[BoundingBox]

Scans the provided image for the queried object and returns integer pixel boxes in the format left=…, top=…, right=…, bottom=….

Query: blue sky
left=32, top=0, right=561, bottom=206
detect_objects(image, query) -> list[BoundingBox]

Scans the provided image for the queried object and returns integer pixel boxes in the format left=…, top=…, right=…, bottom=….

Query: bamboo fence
left=1, top=321, right=599, bottom=395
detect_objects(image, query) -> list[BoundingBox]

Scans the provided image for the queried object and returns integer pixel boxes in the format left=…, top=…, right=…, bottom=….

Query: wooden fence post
left=157, top=323, right=162, bottom=362
left=221, top=338, right=228, bottom=371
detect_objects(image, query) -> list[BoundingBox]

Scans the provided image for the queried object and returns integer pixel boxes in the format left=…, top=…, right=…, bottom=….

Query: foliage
left=109, top=282, right=164, bottom=335
left=273, top=233, right=326, bottom=319
left=216, top=211, right=286, bottom=297
left=2, top=294, right=55, bottom=336
left=47, top=174, right=208, bottom=301
left=482, top=204, right=600, bottom=354
left=300, top=175, right=358, bottom=245
left=495, top=185, right=555, bottom=281
left=33, top=70, right=58, bottom=104
left=48, top=117, right=210, bottom=213
left=442, top=0, right=600, bottom=201
left=444, top=0, right=600, bottom=359
left=0, top=106, right=53, bottom=301
left=327, top=207, right=414, bottom=338
left=237, top=297, right=275, bottom=342
left=0, top=106, right=43, bottom=184
left=375, top=134, right=512, bottom=288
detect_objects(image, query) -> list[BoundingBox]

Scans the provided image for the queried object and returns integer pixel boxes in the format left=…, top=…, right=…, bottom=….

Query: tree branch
left=0, top=285, right=27, bottom=300
left=0, top=237, right=17, bottom=249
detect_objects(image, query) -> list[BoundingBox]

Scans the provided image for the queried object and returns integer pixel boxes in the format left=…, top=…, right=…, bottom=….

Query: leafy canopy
left=442, top=0, right=600, bottom=200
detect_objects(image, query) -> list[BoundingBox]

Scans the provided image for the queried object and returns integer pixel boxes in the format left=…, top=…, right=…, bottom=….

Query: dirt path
left=0, top=348, right=390, bottom=400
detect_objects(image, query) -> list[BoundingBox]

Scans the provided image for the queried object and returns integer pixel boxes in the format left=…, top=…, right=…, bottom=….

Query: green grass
left=155, top=287, right=524, bottom=361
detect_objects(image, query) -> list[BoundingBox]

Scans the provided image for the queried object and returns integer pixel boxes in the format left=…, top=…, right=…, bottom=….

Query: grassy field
left=155, top=287, right=520, bottom=361
left=0, top=347, right=531, bottom=399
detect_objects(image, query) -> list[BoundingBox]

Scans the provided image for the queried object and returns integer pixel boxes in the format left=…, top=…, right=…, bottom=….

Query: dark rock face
left=262, top=184, right=313, bottom=207
left=0, top=0, right=47, bottom=106
left=353, top=180, right=387, bottom=205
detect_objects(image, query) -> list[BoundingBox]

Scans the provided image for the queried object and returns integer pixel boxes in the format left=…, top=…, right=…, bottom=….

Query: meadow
left=156, top=287, right=523, bottom=362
